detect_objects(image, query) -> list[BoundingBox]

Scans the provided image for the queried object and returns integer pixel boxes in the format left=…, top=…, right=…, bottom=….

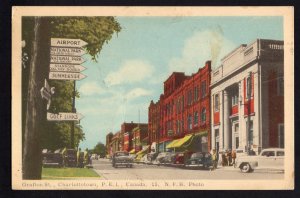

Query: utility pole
left=70, top=80, right=76, bottom=148
left=247, top=72, right=252, bottom=154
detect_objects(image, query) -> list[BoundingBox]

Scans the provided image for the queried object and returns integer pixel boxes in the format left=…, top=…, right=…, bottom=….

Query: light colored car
left=235, top=148, right=284, bottom=173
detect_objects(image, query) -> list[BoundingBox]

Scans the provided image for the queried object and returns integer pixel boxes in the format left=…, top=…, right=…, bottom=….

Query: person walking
left=231, top=150, right=236, bottom=166
left=212, top=149, right=218, bottom=170
left=227, top=149, right=232, bottom=166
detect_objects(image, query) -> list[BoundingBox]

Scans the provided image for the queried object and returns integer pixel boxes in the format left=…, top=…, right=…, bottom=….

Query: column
left=211, top=94, right=215, bottom=150
left=223, top=89, right=230, bottom=150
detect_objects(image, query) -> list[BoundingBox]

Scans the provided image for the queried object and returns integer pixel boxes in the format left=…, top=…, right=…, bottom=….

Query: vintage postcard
left=12, top=6, right=294, bottom=190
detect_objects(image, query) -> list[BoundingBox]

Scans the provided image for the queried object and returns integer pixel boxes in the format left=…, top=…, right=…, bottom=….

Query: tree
left=93, top=142, right=106, bottom=157
left=22, top=16, right=121, bottom=179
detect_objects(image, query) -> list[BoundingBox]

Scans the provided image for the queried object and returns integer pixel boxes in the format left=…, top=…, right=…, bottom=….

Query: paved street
left=92, top=159, right=284, bottom=180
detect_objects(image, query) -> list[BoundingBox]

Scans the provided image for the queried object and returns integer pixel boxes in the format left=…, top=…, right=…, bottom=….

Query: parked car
left=147, top=152, right=159, bottom=164
left=64, top=149, right=77, bottom=167
left=140, top=154, right=151, bottom=164
left=112, top=151, right=134, bottom=168
left=42, top=149, right=63, bottom=168
left=185, top=152, right=213, bottom=169
left=153, top=152, right=169, bottom=165
left=162, top=152, right=177, bottom=165
left=235, top=148, right=284, bottom=173
left=174, top=151, right=194, bottom=166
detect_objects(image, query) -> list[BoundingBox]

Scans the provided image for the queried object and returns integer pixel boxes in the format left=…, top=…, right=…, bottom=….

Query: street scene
left=13, top=7, right=294, bottom=190
left=92, top=159, right=283, bottom=180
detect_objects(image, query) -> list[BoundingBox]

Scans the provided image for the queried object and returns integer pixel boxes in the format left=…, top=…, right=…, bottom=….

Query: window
left=194, top=86, right=198, bottom=101
left=201, top=108, right=206, bottom=122
left=187, top=90, right=193, bottom=105
left=232, top=95, right=238, bottom=106
left=277, top=151, right=285, bottom=156
left=235, top=137, right=239, bottom=149
left=214, top=94, right=219, bottom=112
left=261, top=151, right=275, bottom=157
left=246, top=75, right=253, bottom=99
left=188, top=114, right=192, bottom=130
left=234, top=123, right=239, bottom=133
left=278, top=77, right=284, bottom=96
left=194, top=111, right=198, bottom=125
left=201, top=81, right=206, bottom=98
left=215, top=129, right=219, bottom=138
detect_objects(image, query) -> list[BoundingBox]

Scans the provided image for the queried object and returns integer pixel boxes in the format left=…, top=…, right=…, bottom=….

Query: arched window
left=201, top=108, right=206, bottom=122
left=194, top=111, right=198, bottom=126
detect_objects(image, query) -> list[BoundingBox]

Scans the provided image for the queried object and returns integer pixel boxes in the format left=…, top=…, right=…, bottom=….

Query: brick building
left=148, top=61, right=211, bottom=152
left=105, top=132, right=113, bottom=155
left=210, top=39, right=284, bottom=154
left=121, top=122, right=148, bottom=152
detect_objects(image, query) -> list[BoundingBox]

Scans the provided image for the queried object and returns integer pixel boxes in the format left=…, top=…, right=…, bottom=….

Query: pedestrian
left=231, top=150, right=236, bottom=166
left=212, top=149, right=218, bottom=170
left=227, top=149, right=232, bottom=166
left=222, top=151, right=227, bottom=166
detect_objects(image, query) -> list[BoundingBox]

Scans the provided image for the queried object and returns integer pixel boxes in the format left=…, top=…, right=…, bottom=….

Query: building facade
left=105, top=132, right=113, bottom=155
left=148, top=61, right=211, bottom=152
left=210, top=39, right=284, bottom=154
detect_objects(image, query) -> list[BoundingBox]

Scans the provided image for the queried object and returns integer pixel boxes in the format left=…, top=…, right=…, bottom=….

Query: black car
left=64, top=149, right=77, bottom=167
left=112, top=151, right=133, bottom=168
left=184, top=152, right=213, bottom=169
left=42, top=149, right=63, bottom=168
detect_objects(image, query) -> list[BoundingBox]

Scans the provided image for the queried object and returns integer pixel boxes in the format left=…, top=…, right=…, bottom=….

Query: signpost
left=49, top=72, right=86, bottom=80
left=48, top=37, right=88, bottom=149
left=47, top=112, right=84, bottom=121
left=51, top=38, right=88, bottom=48
left=50, top=55, right=85, bottom=65
left=50, top=47, right=86, bottom=56
left=50, top=64, right=86, bottom=72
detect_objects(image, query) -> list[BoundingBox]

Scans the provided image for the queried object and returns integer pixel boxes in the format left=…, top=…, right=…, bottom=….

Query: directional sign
left=50, top=47, right=86, bottom=56
left=47, top=112, right=84, bottom=121
left=50, top=55, right=85, bottom=64
left=51, top=38, right=88, bottom=48
left=49, top=72, right=87, bottom=80
left=50, top=63, right=86, bottom=73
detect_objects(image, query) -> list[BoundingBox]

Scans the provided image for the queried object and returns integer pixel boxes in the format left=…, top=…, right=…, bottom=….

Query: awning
left=136, top=145, right=149, bottom=155
left=195, top=131, right=208, bottom=137
left=166, top=139, right=181, bottom=149
left=129, top=149, right=135, bottom=154
left=171, top=134, right=193, bottom=148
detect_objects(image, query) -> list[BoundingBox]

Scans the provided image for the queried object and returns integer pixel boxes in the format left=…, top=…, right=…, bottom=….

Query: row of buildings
left=106, top=39, right=284, bottom=155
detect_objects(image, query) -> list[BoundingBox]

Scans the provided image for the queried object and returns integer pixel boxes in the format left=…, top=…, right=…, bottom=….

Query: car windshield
left=191, top=153, right=203, bottom=158
left=116, top=152, right=129, bottom=157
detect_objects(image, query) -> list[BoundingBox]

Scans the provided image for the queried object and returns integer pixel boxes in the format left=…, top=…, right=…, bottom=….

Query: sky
left=76, top=16, right=283, bottom=149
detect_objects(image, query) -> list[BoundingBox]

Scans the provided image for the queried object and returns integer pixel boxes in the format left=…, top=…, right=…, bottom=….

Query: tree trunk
left=23, top=17, right=50, bottom=179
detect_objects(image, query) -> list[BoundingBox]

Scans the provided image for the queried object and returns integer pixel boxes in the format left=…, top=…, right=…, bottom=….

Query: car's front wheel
left=240, top=163, right=252, bottom=173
